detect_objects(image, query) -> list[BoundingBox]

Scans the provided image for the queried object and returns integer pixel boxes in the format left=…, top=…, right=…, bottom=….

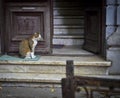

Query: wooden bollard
left=61, top=60, right=75, bottom=98
left=66, top=60, right=74, bottom=78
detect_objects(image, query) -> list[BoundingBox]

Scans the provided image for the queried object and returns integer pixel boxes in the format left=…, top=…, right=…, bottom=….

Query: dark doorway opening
left=52, top=0, right=106, bottom=57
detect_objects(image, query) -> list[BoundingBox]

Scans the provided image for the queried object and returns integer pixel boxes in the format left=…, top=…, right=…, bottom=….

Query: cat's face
left=34, top=32, right=43, bottom=41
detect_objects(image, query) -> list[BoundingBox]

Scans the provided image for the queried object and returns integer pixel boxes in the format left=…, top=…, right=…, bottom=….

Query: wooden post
left=66, top=60, right=74, bottom=78
left=61, top=60, right=75, bottom=98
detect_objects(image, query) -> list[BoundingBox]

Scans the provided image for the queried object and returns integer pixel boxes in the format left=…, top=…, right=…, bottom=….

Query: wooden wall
left=53, top=0, right=85, bottom=46
left=0, top=0, right=5, bottom=54
left=0, top=0, right=2, bottom=53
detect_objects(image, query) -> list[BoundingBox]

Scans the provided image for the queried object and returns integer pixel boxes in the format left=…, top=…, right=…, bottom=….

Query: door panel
left=83, top=9, right=101, bottom=53
left=5, top=2, right=52, bottom=54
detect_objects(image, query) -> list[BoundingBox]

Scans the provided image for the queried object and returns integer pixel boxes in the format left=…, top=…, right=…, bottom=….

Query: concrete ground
left=0, top=85, right=120, bottom=98
left=0, top=87, right=62, bottom=98
left=0, top=86, right=104, bottom=98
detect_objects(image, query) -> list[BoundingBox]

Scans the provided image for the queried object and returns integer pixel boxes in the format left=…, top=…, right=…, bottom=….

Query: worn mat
left=0, top=55, right=40, bottom=61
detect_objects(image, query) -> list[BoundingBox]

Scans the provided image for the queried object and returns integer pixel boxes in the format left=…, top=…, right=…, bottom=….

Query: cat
left=19, top=32, right=43, bottom=59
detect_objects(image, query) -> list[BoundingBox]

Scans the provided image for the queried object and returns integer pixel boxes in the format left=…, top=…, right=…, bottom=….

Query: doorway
left=52, top=0, right=105, bottom=56
left=3, top=0, right=52, bottom=55
left=1, top=0, right=105, bottom=57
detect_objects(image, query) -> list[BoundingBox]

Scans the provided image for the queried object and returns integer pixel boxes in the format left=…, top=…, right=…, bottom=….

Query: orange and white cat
left=19, top=32, right=43, bottom=59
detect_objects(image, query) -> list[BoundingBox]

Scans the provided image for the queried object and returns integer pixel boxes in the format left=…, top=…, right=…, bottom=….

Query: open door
left=83, top=8, right=101, bottom=54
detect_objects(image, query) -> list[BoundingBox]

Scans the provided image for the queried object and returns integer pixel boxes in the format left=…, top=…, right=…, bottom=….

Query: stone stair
left=53, top=34, right=84, bottom=46
left=0, top=55, right=111, bottom=83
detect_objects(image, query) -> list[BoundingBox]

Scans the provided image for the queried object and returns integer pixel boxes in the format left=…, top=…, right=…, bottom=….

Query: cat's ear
left=34, top=32, right=40, bottom=35
left=34, top=32, right=38, bottom=37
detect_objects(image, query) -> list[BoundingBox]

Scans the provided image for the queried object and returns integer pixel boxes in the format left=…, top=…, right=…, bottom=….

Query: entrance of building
left=1, top=0, right=105, bottom=58
left=52, top=0, right=105, bottom=57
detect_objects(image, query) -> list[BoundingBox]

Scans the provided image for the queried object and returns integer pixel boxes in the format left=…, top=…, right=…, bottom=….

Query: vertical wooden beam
left=0, top=0, right=5, bottom=54
left=61, top=60, right=75, bottom=98
left=0, top=0, right=2, bottom=54
left=66, top=60, right=74, bottom=78
left=62, top=78, right=75, bottom=98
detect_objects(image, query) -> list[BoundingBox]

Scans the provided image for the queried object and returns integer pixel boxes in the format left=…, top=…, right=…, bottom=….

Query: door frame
left=1, top=0, right=53, bottom=55
left=101, top=0, right=107, bottom=59
left=0, top=0, right=5, bottom=54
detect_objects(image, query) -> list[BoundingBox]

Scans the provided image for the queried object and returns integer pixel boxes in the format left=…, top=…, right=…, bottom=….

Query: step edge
left=0, top=61, right=111, bottom=66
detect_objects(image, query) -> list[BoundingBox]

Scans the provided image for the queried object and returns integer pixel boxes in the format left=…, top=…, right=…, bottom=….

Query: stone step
left=0, top=62, right=110, bottom=74
left=0, top=55, right=111, bottom=83
left=53, top=35, right=84, bottom=39
left=53, top=35, right=84, bottom=46
left=0, top=73, right=63, bottom=83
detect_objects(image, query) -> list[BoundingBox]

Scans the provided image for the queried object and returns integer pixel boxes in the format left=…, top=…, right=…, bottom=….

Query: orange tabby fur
left=19, top=32, right=42, bottom=59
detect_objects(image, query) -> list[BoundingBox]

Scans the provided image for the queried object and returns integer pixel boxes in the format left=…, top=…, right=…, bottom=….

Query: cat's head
left=33, top=32, right=43, bottom=41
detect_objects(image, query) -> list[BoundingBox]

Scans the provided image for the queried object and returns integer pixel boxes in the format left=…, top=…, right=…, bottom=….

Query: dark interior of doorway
left=52, top=0, right=104, bottom=56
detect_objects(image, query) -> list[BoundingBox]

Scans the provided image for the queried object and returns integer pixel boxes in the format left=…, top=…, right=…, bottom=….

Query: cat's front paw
left=25, top=56, right=31, bottom=59
left=31, top=55, right=36, bottom=59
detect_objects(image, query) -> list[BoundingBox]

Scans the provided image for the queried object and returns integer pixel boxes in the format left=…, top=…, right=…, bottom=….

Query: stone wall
left=106, top=0, right=120, bottom=74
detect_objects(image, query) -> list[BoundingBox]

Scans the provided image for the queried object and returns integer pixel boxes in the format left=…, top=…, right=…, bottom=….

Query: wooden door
left=83, top=9, right=101, bottom=54
left=5, top=1, right=52, bottom=55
